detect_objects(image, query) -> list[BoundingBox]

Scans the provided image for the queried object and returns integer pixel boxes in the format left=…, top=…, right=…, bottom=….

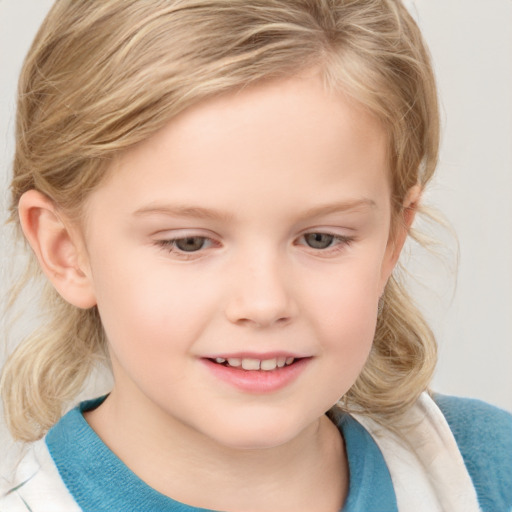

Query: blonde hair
left=2, top=0, right=439, bottom=441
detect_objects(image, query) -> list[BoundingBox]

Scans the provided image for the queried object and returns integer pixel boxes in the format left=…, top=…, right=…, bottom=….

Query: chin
left=203, top=414, right=316, bottom=451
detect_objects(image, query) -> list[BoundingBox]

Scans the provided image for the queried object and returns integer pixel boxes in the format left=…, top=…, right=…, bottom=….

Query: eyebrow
left=133, top=204, right=234, bottom=222
left=132, top=198, right=376, bottom=222
left=297, top=199, right=377, bottom=221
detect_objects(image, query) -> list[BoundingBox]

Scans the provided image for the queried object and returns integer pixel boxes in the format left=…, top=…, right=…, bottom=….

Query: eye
left=303, top=233, right=336, bottom=249
left=156, top=236, right=214, bottom=255
left=174, top=236, right=208, bottom=252
left=297, top=232, right=355, bottom=254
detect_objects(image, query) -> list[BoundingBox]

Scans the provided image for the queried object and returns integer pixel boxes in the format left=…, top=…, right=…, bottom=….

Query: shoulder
left=434, top=394, right=512, bottom=460
left=434, top=394, right=512, bottom=511
left=0, top=438, right=80, bottom=512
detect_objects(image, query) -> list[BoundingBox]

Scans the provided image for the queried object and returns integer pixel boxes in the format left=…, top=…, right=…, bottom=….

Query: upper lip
left=202, top=352, right=310, bottom=360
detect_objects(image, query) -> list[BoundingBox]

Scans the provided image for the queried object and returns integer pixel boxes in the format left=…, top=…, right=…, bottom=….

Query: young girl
left=1, top=1, right=510, bottom=511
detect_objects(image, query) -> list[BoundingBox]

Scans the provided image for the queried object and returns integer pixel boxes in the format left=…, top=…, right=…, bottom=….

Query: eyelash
left=155, top=232, right=354, bottom=259
left=296, top=232, right=354, bottom=253
left=155, top=237, right=217, bottom=259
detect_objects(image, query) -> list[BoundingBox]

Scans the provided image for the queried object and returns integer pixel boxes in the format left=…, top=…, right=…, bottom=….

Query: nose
left=224, top=251, right=297, bottom=328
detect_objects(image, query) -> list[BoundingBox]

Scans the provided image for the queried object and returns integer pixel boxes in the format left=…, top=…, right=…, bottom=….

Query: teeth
left=215, top=357, right=297, bottom=370
left=241, top=358, right=260, bottom=370
left=260, top=358, right=277, bottom=371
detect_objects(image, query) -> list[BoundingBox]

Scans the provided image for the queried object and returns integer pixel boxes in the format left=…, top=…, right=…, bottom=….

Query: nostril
left=224, top=285, right=297, bottom=327
left=235, top=316, right=291, bottom=328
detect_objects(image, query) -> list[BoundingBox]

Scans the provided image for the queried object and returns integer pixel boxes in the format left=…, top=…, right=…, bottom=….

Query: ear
left=379, top=185, right=422, bottom=291
left=18, top=190, right=97, bottom=309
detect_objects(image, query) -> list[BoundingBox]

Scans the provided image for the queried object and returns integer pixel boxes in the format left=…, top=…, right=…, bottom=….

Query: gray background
left=1, top=0, right=511, bottom=452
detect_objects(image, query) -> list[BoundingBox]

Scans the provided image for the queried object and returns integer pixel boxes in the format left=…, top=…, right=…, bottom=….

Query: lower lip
left=201, top=358, right=310, bottom=393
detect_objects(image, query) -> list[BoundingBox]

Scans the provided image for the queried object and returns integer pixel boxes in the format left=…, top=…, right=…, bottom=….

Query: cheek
left=326, top=299, right=377, bottom=402
left=300, top=286, right=377, bottom=413
left=93, top=277, right=200, bottom=395
left=322, top=292, right=377, bottom=365
left=90, top=253, right=217, bottom=359
left=302, top=255, right=381, bottom=322
left=300, top=255, right=381, bottom=370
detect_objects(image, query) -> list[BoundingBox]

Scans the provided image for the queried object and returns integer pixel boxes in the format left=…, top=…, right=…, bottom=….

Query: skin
left=19, top=72, right=419, bottom=511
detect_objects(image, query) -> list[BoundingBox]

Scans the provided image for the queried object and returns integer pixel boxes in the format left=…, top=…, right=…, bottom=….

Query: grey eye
left=174, top=237, right=207, bottom=252
left=303, top=233, right=335, bottom=249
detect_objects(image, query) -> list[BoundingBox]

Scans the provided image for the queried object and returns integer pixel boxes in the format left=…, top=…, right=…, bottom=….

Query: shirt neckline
left=46, top=396, right=397, bottom=511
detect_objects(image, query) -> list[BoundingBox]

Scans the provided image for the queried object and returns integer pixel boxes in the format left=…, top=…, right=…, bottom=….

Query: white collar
left=354, top=392, right=481, bottom=512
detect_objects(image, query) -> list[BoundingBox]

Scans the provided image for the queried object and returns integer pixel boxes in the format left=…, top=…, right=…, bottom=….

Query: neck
left=85, top=389, right=348, bottom=512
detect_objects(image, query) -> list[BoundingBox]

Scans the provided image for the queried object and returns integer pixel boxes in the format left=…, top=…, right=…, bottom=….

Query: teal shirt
left=435, top=395, right=512, bottom=512
left=45, top=395, right=512, bottom=511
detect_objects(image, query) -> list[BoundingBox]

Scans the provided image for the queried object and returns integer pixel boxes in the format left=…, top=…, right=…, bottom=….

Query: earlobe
left=402, top=185, right=421, bottom=231
left=18, top=190, right=97, bottom=309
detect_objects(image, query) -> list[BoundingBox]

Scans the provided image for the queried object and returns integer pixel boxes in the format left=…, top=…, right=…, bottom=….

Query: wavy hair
left=2, top=0, right=439, bottom=441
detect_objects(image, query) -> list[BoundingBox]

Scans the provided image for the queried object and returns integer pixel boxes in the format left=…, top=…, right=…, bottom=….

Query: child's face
left=79, top=73, right=401, bottom=449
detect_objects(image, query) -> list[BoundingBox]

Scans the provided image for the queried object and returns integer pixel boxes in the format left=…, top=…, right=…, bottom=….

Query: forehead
left=86, top=72, right=390, bottom=222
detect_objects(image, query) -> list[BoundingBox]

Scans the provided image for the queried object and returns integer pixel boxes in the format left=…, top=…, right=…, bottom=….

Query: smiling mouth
left=208, top=356, right=298, bottom=371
